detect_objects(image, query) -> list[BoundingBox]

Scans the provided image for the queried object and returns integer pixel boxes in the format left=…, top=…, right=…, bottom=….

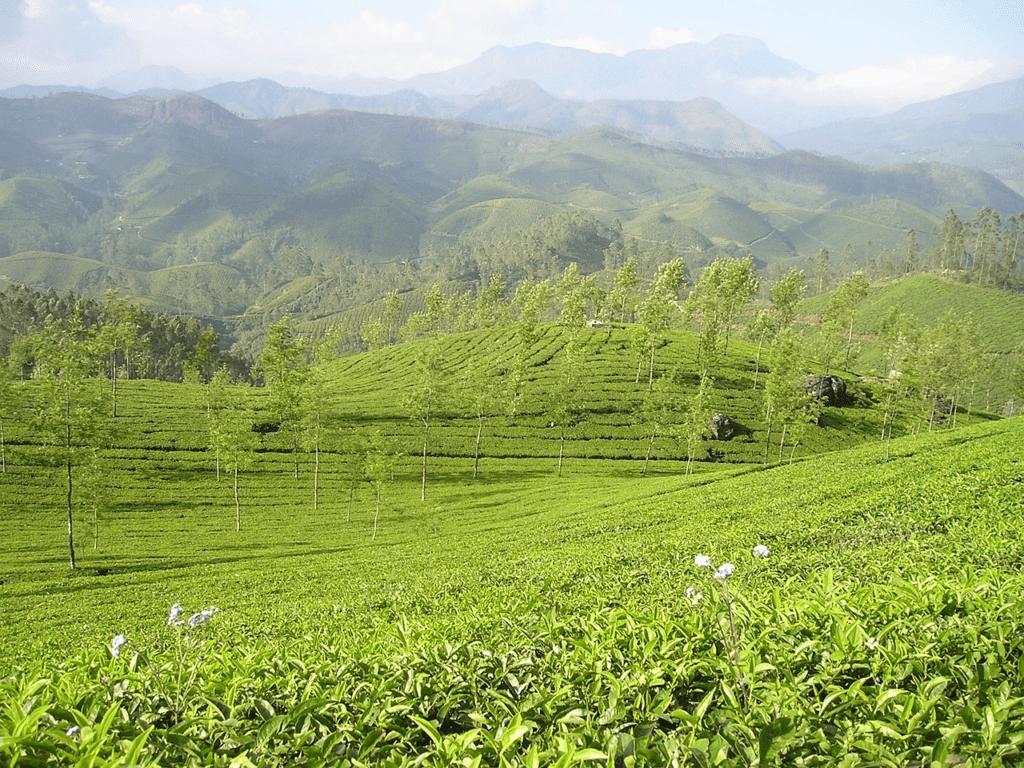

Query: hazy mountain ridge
left=779, top=77, right=1024, bottom=192
left=0, top=90, right=1020, bottom=325
left=3, top=37, right=1020, bottom=177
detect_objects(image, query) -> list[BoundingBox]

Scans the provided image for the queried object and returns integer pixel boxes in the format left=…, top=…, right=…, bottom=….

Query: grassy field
left=2, top=326, right=1023, bottom=765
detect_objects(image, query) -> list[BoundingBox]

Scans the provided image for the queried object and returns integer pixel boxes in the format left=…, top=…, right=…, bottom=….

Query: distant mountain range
left=780, top=77, right=1024, bottom=194
left=3, top=35, right=1021, bottom=192
left=0, top=89, right=1020, bottom=326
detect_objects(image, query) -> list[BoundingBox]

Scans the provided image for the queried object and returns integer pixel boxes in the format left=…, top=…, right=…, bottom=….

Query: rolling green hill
left=2, top=319, right=1023, bottom=763
left=0, top=91, right=1021, bottom=337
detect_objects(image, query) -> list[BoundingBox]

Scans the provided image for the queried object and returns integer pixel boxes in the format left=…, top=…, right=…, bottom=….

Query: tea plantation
left=2, top=326, right=1023, bottom=766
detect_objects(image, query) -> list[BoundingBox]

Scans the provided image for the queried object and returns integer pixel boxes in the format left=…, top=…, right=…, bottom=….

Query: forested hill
left=0, top=90, right=1021, bottom=335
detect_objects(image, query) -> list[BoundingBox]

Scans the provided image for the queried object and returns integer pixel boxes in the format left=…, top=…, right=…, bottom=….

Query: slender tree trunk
left=763, top=412, right=773, bottom=465
left=473, top=415, right=484, bottom=479
left=752, top=339, right=763, bottom=390
left=557, top=428, right=565, bottom=477
left=372, top=485, right=380, bottom=540
left=111, top=353, right=117, bottom=418
left=641, top=429, right=655, bottom=476
left=635, top=354, right=643, bottom=384
left=65, top=391, right=76, bottom=570
left=845, top=316, right=855, bottom=368
left=313, top=442, right=320, bottom=510
left=216, top=453, right=220, bottom=482
left=234, top=462, right=240, bottom=532
left=648, top=342, right=656, bottom=391
left=778, top=423, right=788, bottom=463
left=421, top=425, right=428, bottom=502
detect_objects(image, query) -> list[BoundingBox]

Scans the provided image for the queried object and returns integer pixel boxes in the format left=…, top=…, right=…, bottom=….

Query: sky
left=1, top=0, right=1022, bottom=110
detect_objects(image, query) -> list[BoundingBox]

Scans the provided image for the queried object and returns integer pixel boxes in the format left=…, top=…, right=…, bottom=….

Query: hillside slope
left=0, top=91, right=1021, bottom=326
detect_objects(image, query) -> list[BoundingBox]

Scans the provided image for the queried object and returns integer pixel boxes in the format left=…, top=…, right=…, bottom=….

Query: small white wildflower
left=714, top=563, right=735, bottom=580
left=168, top=603, right=184, bottom=625
left=110, top=634, right=126, bottom=658
left=686, top=587, right=703, bottom=605
left=694, top=554, right=711, bottom=568
left=66, top=726, right=80, bottom=738
left=188, top=607, right=219, bottom=628
left=865, top=636, right=879, bottom=651
left=753, top=545, right=770, bottom=558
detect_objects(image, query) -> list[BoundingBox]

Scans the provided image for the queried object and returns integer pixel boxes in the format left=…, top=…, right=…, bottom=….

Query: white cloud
left=429, top=0, right=544, bottom=37
left=547, top=36, right=624, bottom=55
left=745, top=55, right=999, bottom=111
left=83, top=2, right=478, bottom=80
left=88, top=2, right=261, bottom=47
left=648, top=26, right=694, bottom=49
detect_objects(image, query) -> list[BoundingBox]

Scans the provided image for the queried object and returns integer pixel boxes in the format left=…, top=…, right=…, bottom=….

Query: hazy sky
left=1, top=0, right=1021, bottom=108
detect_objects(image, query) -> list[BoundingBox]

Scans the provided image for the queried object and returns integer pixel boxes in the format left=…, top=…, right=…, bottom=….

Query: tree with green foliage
left=817, top=273, right=870, bottom=375
left=902, top=229, right=920, bottom=275
left=506, top=279, right=551, bottom=421
left=12, top=312, right=108, bottom=569
left=260, top=316, right=309, bottom=479
left=208, top=368, right=258, bottom=531
left=473, top=274, right=508, bottom=329
left=637, top=258, right=686, bottom=388
left=763, top=327, right=808, bottom=465
left=637, top=373, right=673, bottom=477
left=938, top=210, right=966, bottom=271
left=813, top=248, right=831, bottom=295
left=363, top=430, right=401, bottom=540
left=459, top=358, right=506, bottom=479
left=687, top=258, right=745, bottom=378
left=182, top=327, right=219, bottom=385
left=304, top=336, right=337, bottom=510
left=557, top=263, right=589, bottom=331
left=748, top=309, right=775, bottom=390
left=920, top=310, right=983, bottom=430
left=549, top=335, right=585, bottom=478
left=877, top=308, right=921, bottom=454
left=681, top=373, right=714, bottom=474
left=1010, top=350, right=1024, bottom=415
left=970, top=208, right=1001, bottom=286
left=0, top=357, right=14, bottom=473
left=999, top=214, right=1022, bottom=288
left=98, top=293, right=145, bottom=418
left=771, top=268, right=806, bottom=328
left=404, top=336, right=447, bottom=501
left=610, top=256, right=639, bottom=323
left=718, top=257, right=758, bottom=355
left=382, top=289, right=403, bottom=345
left=360, top=316, right=387, bottom=351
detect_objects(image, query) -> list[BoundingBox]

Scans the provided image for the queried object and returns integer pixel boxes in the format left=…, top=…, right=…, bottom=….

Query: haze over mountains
left=0, top=32, right=1021, bottom=337
left=4, top=36, right=1021, bottom=191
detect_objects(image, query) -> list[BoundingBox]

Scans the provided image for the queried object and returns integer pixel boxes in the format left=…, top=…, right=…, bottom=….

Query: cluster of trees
left=801, top=208, right=1024, bottom=296
left=5, top=245, right=1021, bottom=569
left=0, top=285, right=246, bottom=382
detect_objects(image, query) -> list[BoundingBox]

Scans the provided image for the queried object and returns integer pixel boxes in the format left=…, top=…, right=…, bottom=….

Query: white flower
left=188, top=607, right=220, bottom=628
left=168, top=603, right=184, bottom=625
left=110, top=634, right=126, bottom=658
left=66, top=726, right=80, bottom=738
left=694, top=554, right=712, bottom=568
left=865, top=636, right=879, bottom=651
left=753, top=545, right=770, bottom=558
left=686, top=587, right=703, bottom=605
left=714, top=563, right=735, bottom=580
